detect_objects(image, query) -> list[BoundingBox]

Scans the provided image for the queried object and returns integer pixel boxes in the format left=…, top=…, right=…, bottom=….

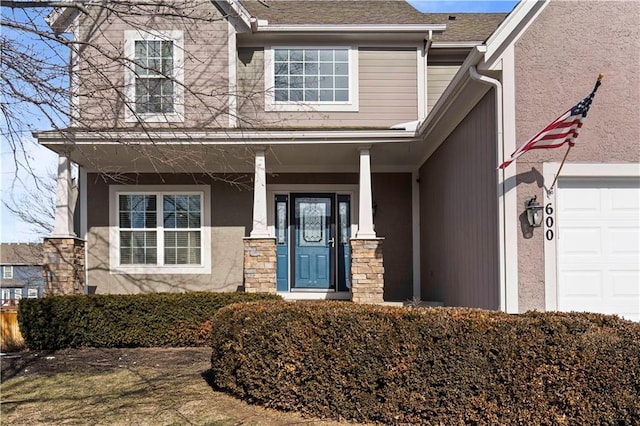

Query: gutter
left=253, top=24, right=447, bottom=33
left=468, top=66, right=507, bottom=313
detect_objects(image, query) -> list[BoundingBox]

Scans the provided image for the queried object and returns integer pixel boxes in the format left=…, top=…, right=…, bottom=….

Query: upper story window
left=134, top=40, right=174, bottom=114
left=265, top=47, right=359, bottom=112
left=2, top=266, right=13, bottom=279
left=109, top=185, right=211, bottom=274
left=124, top=30, right=184, bottom=123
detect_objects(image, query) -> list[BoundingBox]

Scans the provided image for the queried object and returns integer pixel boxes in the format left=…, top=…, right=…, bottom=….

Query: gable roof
left=239, top=1, right=506, bottom=41
left=423, top=13, right=508, bottom=42
left=240, top=0, right=429, bottom=25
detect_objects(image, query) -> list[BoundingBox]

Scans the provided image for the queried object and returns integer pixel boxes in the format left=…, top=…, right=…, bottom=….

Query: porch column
left=351, top=146, right=384, bottom=304
left=52, top=152, right=76, bottom=238
left=356, top=147, right=376, bottom=239
left=244, top=147, right=276, bottom=293
left=44, top=151, right=85, bottom=296
left=250, top=148, right=269, bottom=238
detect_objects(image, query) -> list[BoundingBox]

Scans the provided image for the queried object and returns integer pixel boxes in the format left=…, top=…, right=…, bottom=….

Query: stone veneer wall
left=43, top=238, right=85, bottom=296
left=243, top=238, right=277, bottom=294
left=350, top=239, right=384, bottom=304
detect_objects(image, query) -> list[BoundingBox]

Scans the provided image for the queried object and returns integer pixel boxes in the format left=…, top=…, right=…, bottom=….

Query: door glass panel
left=277, top=201, right=287, bottom=244
left=299, top=201, right=326, bottom=246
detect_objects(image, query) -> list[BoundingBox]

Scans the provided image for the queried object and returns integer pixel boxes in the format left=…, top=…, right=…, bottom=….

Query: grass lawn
left=0, top=347, right=354, bottom=425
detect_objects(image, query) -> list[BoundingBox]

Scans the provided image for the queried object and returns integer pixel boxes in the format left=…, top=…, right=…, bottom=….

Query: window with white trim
left=14, top=288, right=22, bottom=301
left=2, top=266, right=13, bottom=279
left=265, top=47, right=359, bottom=112
left=124, top=30, right=184, bottom=123
left=110, top=185, right=211, bottom=274
left=117, top=193, right=202, bottom=266
left=27, top=287, right=39, bottom=298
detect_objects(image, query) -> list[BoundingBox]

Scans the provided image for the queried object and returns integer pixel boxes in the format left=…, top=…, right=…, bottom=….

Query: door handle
left=328, top=238, right=335, bottom=247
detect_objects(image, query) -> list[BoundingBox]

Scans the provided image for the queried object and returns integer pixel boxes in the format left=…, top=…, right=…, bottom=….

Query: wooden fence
left=1, top=310, right=25, bottom=352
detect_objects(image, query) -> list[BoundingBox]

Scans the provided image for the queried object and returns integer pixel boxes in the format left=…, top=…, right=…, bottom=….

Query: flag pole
left=547, top=73, right=604, bottom=193
left=549, top=144, right=572, bottom=191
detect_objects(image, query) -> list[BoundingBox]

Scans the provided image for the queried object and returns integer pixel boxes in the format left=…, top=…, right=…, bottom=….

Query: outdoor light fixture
left=525, top=196, right=544, bottom=228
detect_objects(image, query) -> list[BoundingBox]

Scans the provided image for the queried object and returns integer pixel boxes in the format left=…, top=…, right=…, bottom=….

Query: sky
left=0, top=0, right=520, bottom=243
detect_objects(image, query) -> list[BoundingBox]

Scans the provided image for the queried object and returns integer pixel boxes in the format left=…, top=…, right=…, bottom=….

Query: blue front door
left=293, top=195, right=334, bottom=289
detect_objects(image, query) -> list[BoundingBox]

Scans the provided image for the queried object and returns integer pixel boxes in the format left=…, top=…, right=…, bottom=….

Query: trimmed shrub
left=210, top=301, right=640, bottom=424
left=18, top=292, right=280, bottom=349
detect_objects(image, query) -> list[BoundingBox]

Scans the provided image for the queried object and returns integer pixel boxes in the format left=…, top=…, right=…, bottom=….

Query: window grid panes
left=163, top=195, right=201, bottom=265
left=134, top=40, right=174, bottom=113
left=274, top=48, right=349, bottom=103
left=118, top=193, right=202, bottom=266
left=119, top=194, right=157, bottom=265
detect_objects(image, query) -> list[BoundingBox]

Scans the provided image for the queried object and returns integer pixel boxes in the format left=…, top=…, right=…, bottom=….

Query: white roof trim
left=36, top=129, right=419, bottom=145
left=431, top=41, right=483, bottom=48
left=254, top=24, right=447, bottom=33
left=215, top=0, right=253, bottom=32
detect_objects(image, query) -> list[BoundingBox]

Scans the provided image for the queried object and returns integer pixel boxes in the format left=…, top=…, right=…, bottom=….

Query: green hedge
left=209, top=301, right=640, bottom=424
left=18, top=292, right=280, bottom=349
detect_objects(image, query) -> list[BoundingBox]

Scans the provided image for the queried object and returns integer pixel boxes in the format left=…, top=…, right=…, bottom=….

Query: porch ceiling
left=37, top=129, right=422, bottom=173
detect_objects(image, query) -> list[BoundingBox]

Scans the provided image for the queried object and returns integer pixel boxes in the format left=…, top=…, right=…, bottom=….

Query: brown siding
left=419, top=91, right=498, bottom=309
left=372, top=173, right=414, bottom=301
left=514, top=1, right=640, bottom=312
left=77, top=1, right=230, bottom=129
left=427, top=65, right=459, bottom=113
left=238, top=47, right=418, bottom=128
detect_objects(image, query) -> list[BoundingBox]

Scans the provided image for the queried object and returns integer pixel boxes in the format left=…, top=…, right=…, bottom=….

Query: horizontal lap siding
left=78, top=2, right=229, bottom=129
left=427, top=65, right=459, bottom=113
left=419, top=91, right=499, bottom=309
left=237, top=48, right=418, bottom=127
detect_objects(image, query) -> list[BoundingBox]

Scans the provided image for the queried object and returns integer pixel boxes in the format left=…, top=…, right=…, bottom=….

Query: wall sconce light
left=525, top=195, right=544, bottom=228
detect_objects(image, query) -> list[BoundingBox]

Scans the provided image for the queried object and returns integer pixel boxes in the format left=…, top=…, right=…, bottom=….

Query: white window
left=27, top=287, right=39, bottom=298
left=2, top=266, right=13, bottom=279
left=265, top=46, right=359, bottom=112
left=1, top=289, right=9, bottom=304
left=124, top=30, right=184, bottom=123
left=109, top=185, right=211, bottom=274
left=14, top=288, right=22, bottom=301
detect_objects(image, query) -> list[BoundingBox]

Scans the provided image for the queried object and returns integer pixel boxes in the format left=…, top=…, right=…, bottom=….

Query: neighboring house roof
left=0, top=243, right=44, bottom=265
left=240, top=1, right=506, bottom=41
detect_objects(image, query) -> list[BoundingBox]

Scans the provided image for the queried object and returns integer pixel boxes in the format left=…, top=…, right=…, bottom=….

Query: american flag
left=499, top=74, right=603, bottom=169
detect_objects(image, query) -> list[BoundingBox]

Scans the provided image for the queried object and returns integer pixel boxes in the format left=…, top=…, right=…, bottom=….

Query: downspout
left=469, top=66, right=507, bottom=312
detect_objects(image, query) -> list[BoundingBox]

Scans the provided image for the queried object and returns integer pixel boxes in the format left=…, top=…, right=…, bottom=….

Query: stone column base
left=43, top=237, right=85, bottom=296
left=243, top=238, right=277, bottom=294
left=350, top=238, right=385, bottom=304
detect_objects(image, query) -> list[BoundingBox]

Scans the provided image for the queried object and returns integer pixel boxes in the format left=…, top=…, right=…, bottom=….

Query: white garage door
left=557, top=178, right=640, bottom=321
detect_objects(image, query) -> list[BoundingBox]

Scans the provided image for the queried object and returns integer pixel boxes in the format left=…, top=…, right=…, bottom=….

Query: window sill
left=110, top=264, right=210, bottom=275
left=124, top=112, right=185, bottom=123
left=264, top=102, right=358, bottom=113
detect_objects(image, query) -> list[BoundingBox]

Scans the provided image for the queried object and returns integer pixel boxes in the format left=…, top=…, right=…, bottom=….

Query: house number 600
left=545, top=203, right=554, bottom=241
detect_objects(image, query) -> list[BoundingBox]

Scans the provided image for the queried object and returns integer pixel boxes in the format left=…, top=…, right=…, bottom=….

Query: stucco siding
left=86, top=172, right=412, bottom=298
left=419, top=91, right=499, bottom=309
left=86, top=174, right=251, bottom=294
left=238, top=48, right=418, bottom=127
left=513, top=1, right=640, bottom=312
left=427, top=65, right=459, bottom=113
left=77, top=1, right=230, bottom=129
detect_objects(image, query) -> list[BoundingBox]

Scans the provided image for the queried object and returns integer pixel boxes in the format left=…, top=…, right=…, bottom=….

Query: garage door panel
left=557, top=178, right=640, bottom=321
left=559, top=270, right=602, bottom=297
left=610, top=271, right=640, bottom=297
left=609, top=227, right=640, bottom=256
left=560, top=227, right=601, bottom=256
